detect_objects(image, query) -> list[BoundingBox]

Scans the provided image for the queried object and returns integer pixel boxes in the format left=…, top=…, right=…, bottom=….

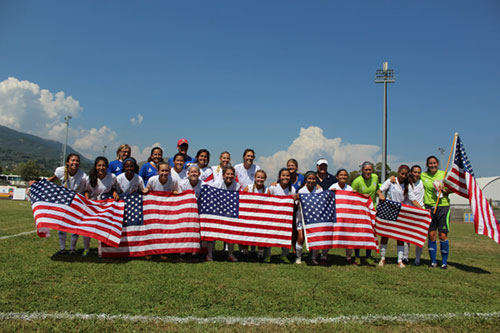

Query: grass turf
left=1, top=199, right=500, bottom=331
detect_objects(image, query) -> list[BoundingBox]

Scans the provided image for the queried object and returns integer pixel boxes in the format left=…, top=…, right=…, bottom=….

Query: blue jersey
left=168, top=154, right=196, bottom=168
left=108, top=160, right=124, bottom=176
left=292, top=173, right=305, bottom=191
left=139, top=162, right=158, bottom=186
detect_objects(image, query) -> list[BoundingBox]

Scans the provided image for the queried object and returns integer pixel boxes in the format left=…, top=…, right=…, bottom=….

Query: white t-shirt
left=199, top=166, right=214, bottom=184
left=116, top=173, right=145, bottom=195
left=146, top=175, right=177, bottom=192
left=85, top=173, right=117, bottom=199
left=234, top=163, right=261, bottom=190
left=54, top=166, right=87, bottom=193
left=267, top=184, right=296, bottom=196
left=245, top=184, right=267, bottom=194
left=171, top=168, right=187, bottom=185
left=408, top=180, right=425, bottom=207
left=379, top=178, right=406, bottom=204
left=212, top=179, right=241, bottom=191
left=179, top=178, right=203, bottom=198
left=329, top=183, right=353, bottom=191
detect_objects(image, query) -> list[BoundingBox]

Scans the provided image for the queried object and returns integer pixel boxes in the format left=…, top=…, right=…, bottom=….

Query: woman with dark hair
left=235, top=149, right=261, bottom=190
left=405, top=164, right=425, bottom=265
left=376, top=164, right=411, bottom=268
left=170, top=153, right=188, bottom=185
left=108, top=144, right=131, bottom=176
left=287, top=159, right=305, bottom=191
left=139, top=146, right=163, bottom=186
left=47, top=153, right=87, bottom=255
left=116, top=158, right=145, bottom=195
left=421, top=156, right=451, bottom=269
left=195, top=149, right=214, bottom=184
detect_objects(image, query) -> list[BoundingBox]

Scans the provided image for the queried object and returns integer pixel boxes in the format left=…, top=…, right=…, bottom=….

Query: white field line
left=0, top=230, right=36, bottom=240
left=0, top=311, right=499, bottom=325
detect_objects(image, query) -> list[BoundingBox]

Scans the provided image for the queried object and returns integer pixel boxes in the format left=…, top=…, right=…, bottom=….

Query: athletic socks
left=281, top=247, right=289, bottom=257
left=428, top=240, right=437, bottom=264
left=415, top=246, right=423, bottom=264
left=403, top=242, right=410, bottom=260
left=366, top=249, right=372, bottom=258
left=380, top=244, right=387, bottom=259
left=397, top=245, right=404, bottom=263
left=295, top=243, right=303, bottom=259
left=321, top=249, right=329, bottom=259
left=58, top=231, right=67, bottom=250
left=69, top=233, right=79, bottom=251
left=440, top=240, right=449, bottom=265
left=83, top=236, right=91, bottom=251
left=354, top=249, right=360, bottom=257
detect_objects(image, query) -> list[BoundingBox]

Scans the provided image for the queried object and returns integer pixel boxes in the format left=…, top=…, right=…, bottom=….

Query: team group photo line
left=30, top=134, right=497, bottom=269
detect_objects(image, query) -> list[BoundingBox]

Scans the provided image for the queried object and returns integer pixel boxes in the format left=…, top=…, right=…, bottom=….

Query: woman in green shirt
left=351, top=161, right=379, bottom=265
left=421, top=155, right=450, bottom=269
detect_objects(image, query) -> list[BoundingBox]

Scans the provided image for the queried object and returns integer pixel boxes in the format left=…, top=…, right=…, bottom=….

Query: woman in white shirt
left=145, top=162, right=178, bottom=193
left=84, top=157, right=119, bottom=257
left=406, top=165, right=425, bottom=266
left=195, top=149, right=214, bottom=184
left=376, top=164, right=410, bottom=268
left=116, top=158, right=145, bottom=195
left=47, top=153, right=88, bottom=255
left=267, top=168, right=297, bottom=264
left=179, top=165, right=203, bottom=198
left=234, top=149, right=261, bottom=190
left=211, top=151, right=231, bottom=185
left=170, top=153, right=188, bottom=185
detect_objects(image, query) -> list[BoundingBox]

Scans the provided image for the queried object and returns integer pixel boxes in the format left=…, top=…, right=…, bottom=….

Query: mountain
left=0, top=125, right=93, bottom=175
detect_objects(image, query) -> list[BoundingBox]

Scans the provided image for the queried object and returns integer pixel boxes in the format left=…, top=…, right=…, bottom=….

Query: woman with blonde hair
left=108, top=144, right=131, bottom=176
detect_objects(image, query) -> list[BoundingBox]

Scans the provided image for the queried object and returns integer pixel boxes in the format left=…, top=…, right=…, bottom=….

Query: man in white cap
left=315, top=158, right=337, bottom=190
left=168, top=138, right=196, bottom=168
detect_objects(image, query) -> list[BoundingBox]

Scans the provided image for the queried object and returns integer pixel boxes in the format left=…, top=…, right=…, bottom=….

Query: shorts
left=426, top=205, right=450, bottom=234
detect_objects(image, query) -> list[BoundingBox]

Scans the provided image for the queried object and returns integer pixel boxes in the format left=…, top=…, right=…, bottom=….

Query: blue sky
left=1, top=1, right=499, bottom=177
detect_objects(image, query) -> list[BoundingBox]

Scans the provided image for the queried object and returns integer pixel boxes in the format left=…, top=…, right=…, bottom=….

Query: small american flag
left=198, top=186, right=294, bottom=248
left=30, top=179, right=124, bottom=247
left=444, top=135, right=500, bottom=243
left=101, top=191, right=201, bottom=257
left=300, top=190, right=379, bottom=251
left=375, top=200, right=431, bottom=247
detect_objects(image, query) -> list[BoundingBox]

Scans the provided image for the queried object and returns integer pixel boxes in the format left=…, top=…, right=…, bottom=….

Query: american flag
left=101, top=191, right=201, bottom=258
left=375, top=200, right=431, bottom=247
left=198, top=186, right=294, bottom=248
left=300, top=190, right=379, bottom=251
left=444, top=135, right=500, bottom=243
left=30, top=179, right=124, bottom=247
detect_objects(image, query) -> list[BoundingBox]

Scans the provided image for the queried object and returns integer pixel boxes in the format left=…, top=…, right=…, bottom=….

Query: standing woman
left=195, top=149, right=214, bottom=184
left=267, top=168, right=297, bottom=264
left=116, top=158, right=145, bottom=195
left=329, top=169, right=354, bottom=264
left=351, top=161, right=379, bottom=265
left=376, top=165, right=411, bottom=268
left=296, top=171, right=323, bottom=264
left=421, top=156, right=451, bottom=269
left=406, top=165, right=425, bottom=265
left=211, top=151, right=231, bottom=184
left=139, top=147, right=163, bottom=186
left=235, top=149, right=261, bottom=190
left=288, top=159, right=305, bottom=191
left=47, top=153, right=88, bottom=255
left=84, top=157, right=119, bottom=257
left=170, top=153, right=188, bottom=185
left=108, top=144, right=131, bottom=176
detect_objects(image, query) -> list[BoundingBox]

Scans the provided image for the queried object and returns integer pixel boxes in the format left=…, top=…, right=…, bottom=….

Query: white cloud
left=130, top=114, right=144, bottom=126
left=130, top=142, right=164, bottom=163
left=0, top=77, right=119, bottom=159
left=257, top=126, right=381, bottom=178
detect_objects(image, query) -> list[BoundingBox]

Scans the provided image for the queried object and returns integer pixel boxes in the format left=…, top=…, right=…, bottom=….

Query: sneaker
left=69, top=250, right=76, bottom=256
left=440, top=264, right=448, bottom=270
left=320, top=257, right=327, bottom=266
left=280, top=256, right=291, bottom=264
left=160, top=255, right=168, bottom=261
left=295, top=257, right=302, bottom=264
left=430, top=262, right=438, bottom=268
left=82, top=249, right=90, bottom=257
left=402, top=258, right=409, bottom=265
left=228, top=254, right=238, bottom=262
left=378, top=258, right=386, bottom=267
left=145, top=255, right=152, bottom=260
left=311, top=258, right=319, bottom=266
left=353, top=257, right=361, bottom=266
left=346, top=258, right=352, bottom=265
left=56, top=249, right=68, bottom=255
left=398, top=261, right=406, bottom=268
left=263, top=256, right=271, bottom=263
left=365, top=257, right=375, bottom=265
left=413, top=261, right=421, bottom=266
left=205, top=255, right=213, bottom=262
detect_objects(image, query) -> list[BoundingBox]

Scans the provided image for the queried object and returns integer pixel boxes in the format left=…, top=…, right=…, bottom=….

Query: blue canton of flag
left=454, top=136, right=474, bottom=177
left=122, top=193, right=143, bottom=226
left=300, top=190, right=336, bottom=223
left=30, top=179, right=75, bottom=205
left=198, top=186, right=239, bottom=218
left=376, top=200, right=401, bottom=221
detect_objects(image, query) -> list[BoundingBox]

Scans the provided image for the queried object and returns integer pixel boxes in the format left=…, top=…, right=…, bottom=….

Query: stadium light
left=62, top=116, right=72, bottom=165
left=375, top=61, right=395, bottom=183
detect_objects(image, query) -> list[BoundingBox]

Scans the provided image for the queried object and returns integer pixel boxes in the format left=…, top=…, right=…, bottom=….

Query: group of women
left=44, top=143, right=451, bottom=269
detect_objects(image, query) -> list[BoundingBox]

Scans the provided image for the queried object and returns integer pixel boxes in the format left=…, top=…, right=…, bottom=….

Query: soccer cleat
left=295, top=257, right=302, bottom=264
left=56, top=250, right=68, bottom=255
left=82, top=249, right=90, bottom=257
left=440, top=264, right=448, bottom=270
left=346, top=258, right=352, bottom=265
left=160, top=255, right=168, bottom=261
left=145, top=255, right=152, bottom=260
left=378, top=258, right=386, bottom=267
left=320, top=257, right=327, bottom=266
left=228, top=254, right=238, bottom=262
left=398, top=261, right=406, bottom=268
left=205, top=255, right=213, bottom=262
left=353, top=257, right=361, bottom=266
left=364, top=257, right=375, bottom=265
left=69, top=250, right=76, bottom=256
left=263, top=255, right=271, bottom=263
left=402, top=258, right=409, bottom=265
left=413, top=261, right=421, bottom=266
left=311, top=258, right=319, bottom=266
left=430, top=262, right=438, bottom=268
left=280, top=256, right=291, bottom=264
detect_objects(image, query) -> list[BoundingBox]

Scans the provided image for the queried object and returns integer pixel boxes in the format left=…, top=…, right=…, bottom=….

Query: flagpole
left=433, top=133, right=458, bottom=214
left=299, top=201, right=310, bottom=252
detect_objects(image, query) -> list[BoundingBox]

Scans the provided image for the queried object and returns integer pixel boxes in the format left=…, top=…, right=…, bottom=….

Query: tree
left=348, top=170, right=360, bottom=185
left=17, top=160, right=41, bottom=181
left=374, top=162, right=397, bottom=180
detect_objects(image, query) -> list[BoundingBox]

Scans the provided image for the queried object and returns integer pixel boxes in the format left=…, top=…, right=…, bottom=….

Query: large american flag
left=101, top=191, right=201, bottom=258
left=444, top=135, right=500, bottom=243
left=375, top=200, right=431, bottom=247
left=30, top=179, right=124, bottom=247
left=300, top=190, right=379, bottom=251
left=198, top=186, right=294, bottom=248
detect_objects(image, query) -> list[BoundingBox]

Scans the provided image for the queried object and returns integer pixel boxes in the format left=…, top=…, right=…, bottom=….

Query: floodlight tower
left=62, top=116, right=72, bottom=165
left=375, top=62, right=395, bottom=183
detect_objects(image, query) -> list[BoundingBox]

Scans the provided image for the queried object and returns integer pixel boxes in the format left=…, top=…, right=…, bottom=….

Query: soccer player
left=376, top=165, right=410, bottom=268
left=47, top=153, right=88, bottom=255
left=421, top=156, right=451, bottom=269
left=108, top=144, right=131, bottom=176
left=139, top=147, right=163, bottom=186
left=144, top=162, right=178, bottom=193
left=170, top=153, right=188, bottom=185
left=211, top=151, right=231, bottom=184
left=296, top=171, right=323, bottom=264
left=234, top=149, right=261, bottom=190
left=351, top=161, right=379, bottom=265
left=168, top=138, right=196, bottom=168
left=195, top=149, right=214, bottom=184
left=116, top=158, right=145, bottom=195
left=179, top=164, right=203, bottom=198
left=406, top=165, right=425, bottom=266
left=288, top=158, right=305, bottom=191
left=315, top=158, right=337, bottom=190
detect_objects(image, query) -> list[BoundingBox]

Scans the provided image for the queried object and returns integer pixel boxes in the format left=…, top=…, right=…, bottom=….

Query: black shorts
left=426, top=205, right=450, bottom=234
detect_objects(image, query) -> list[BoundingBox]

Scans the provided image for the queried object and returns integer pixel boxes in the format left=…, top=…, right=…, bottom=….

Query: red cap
left=177, top=138, right=189, bottom=146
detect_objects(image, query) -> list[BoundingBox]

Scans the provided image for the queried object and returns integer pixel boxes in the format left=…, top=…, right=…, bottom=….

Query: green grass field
left=1, top=199, right=500, bottom=332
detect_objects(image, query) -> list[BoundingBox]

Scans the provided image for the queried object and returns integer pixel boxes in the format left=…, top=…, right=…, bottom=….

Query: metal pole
left=382, top=81, right=387, bottom=183
left=62, top=116, right=72, bottom=165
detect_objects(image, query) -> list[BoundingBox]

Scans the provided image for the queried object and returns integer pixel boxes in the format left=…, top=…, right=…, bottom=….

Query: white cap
left=316, top=158, right=328, bottom=166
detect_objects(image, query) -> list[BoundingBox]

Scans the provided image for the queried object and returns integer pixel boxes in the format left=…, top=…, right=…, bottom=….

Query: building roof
left=449, top=176, right=500, bottom=206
